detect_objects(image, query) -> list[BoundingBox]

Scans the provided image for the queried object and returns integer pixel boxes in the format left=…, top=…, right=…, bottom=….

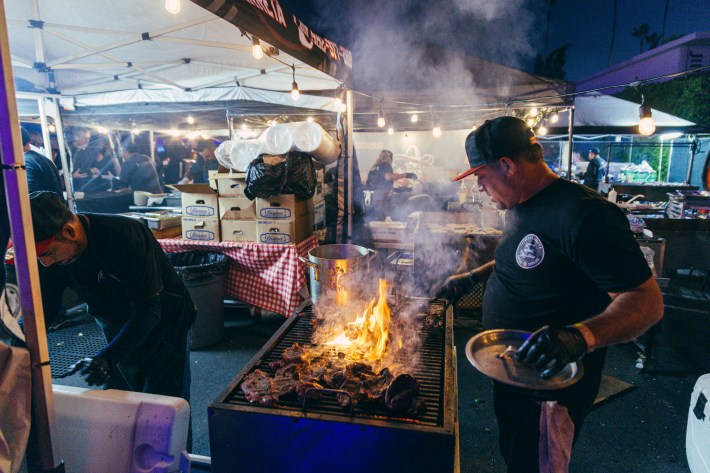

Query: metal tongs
left=496, top=345, right=517, bottom=360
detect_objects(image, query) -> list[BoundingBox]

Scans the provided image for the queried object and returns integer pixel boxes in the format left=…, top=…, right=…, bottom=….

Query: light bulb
left=410, top=114, right=418, bottom=123
left=241, top=123, right=248, bottom=131
left=334, top=97, right=343, bottom=108
left=291, top=82, right=300, bottom=101
left=339, top=103, right=347, bottom=113
left=549, top=112, right=559, bottom=123
left=377, top=116, right=385, bottom=128
left=432, top=126, right=442, bottom=138
left=187, top=115, right=195, bottom=125
left=537, top=125, right=548, bottom=136
left=387, top=126, right=394, bottom=135
left=96, top=126, right=108, bottom=134
left=526, top=118, right=535, bottom=127
left=529, top=107, right=538, bottom=117
left=307, top=116, right=314, bottom=123
left=165, top=0, right=181, bottom=14
left=252, top=37, right=264, bottom=60
left=48, top=124, right=56, bottom=133
left=131, top=127, right=139, bottom=135
left=639, top=117, right=656, bottom=136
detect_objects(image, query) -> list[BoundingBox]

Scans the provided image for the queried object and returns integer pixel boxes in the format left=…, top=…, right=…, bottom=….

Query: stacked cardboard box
left=215, top=173, right=256, bottom=243
left=256, top=194, right=314, bottom=245
left=172, top=184, right=220, bottom=242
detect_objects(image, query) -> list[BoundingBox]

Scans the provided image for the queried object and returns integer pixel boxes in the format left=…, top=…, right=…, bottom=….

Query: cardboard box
left=213, top=172, right=248, bottom=196
left=181, top=217, right=219, bottom=241
left=170, top=184, right=218, bottom=218
left=256, top=195, right=312, bottom=220
left=221, top=219, right=258, bottom=243
left=257, top=212, right=314, bottom=245
left=219, top=196, right=256, bottom=220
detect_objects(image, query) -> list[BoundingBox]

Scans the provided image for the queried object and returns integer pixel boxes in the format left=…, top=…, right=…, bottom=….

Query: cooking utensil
left=465, top=329, right=584, bottom=390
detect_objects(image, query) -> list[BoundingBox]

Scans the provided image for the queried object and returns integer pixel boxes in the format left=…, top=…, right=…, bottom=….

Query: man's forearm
left=580, top=277, right=663, bottom=350
left=471, top=260, right=495, bottom=283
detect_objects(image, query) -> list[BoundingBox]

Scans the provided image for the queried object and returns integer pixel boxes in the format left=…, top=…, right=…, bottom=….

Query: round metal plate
left=465, top=329, right=584, bottom=390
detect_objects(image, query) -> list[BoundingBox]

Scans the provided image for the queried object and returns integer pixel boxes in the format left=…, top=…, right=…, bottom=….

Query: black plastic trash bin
left=168, top=251, right=228, bottom=349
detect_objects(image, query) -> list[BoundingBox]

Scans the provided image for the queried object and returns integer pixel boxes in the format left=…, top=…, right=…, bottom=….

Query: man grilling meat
left=434, top=116, right=663, bottom=472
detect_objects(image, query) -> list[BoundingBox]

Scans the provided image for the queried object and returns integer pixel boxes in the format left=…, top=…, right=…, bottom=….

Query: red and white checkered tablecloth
left=158, top=236, right=318, bottom=316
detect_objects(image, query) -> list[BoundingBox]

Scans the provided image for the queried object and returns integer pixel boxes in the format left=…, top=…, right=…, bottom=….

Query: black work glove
left=432, top=271, right=478, bottom=304
left=405, top=172, right=418, bottom=180
left=67, top=356, right=112, bottom=386
left=514, top=325, right=588, bottom=380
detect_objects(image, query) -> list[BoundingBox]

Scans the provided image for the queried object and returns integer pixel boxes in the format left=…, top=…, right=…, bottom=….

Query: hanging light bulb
left=307, top=116, right=314, bottom=123
left=334, top=97, right=343, bottom=108
left=48, top=124, right=56, bottom=133
left=537, top=125, right=548, bottom=136
left=187, top=115, right=195, bottom=125
left=432, top=126, right=442, bottom=138
left=387, top=126, right=394, bottom=136
left=164, top=0, right=181, bottom=14
left=526, top=118, right=535, bottom=127
left=410, top=114, right=418, bottom=123
left=339, top=102, right=347, bottom=113
left=528, top=107, right=538, bottom=117
left=290, top=65, right=300, bottom=101
left=549, top=111, right=559, bottom=124
left=638, top=100, right=655, bottom=136
left=252, top=37, right=264, bottom=60
left=377, top=99, right=385, bottom=127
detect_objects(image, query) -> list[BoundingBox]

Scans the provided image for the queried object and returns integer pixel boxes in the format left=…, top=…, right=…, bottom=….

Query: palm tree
left=632, top=23, right=650, bottom=54
left=607, top=0, right=618, bottom=66
left=543, top=0, right=557, bottom=55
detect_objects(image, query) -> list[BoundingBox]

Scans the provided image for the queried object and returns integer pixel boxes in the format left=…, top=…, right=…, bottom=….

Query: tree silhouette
left=533, top=43, right=570, bottom=79
left=632, top=23, right=650, bottom=53
left=645, top=31, right=662, bottom=50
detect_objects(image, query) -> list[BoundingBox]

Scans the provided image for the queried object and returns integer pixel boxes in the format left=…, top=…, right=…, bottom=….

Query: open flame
left=325, top=278, right=391, bottom=361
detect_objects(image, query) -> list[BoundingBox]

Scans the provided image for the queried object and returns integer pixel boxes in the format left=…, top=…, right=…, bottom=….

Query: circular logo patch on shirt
left=515, top=234, right=545, bottom=269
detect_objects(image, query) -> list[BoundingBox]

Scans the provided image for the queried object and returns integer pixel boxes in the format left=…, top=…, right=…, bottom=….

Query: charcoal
left=385, top=374, right=420, bottom=411
left=241, top=369, right=277, bottom=406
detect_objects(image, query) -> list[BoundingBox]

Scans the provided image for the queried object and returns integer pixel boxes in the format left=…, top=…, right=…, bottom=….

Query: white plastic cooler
left=687, top=373, right=710, bottom=472
left=52, top=384, right=190, bottom=473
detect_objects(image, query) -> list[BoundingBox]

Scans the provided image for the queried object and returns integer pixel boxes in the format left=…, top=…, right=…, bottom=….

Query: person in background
left=118, top=144, right=162, bottom=194
left=187, top=140, right=218, bottom=184
left=22, top=128, right=63, bottom=196
left=90, top=141, right=121, bottom=178
left=162, top=139, right=189, bottom=186
left=581, top=147, right=607, bottom=192
left=365, top=149, right=418, bottom=220
left=434, top=116, right=663, bottom=472
left=29, top=190, right=196, bottom=403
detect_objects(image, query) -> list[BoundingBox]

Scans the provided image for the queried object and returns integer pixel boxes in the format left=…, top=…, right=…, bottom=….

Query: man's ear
left=61, top=220, right=78, bottom=240
left=499, top=157, right=515, bottom=175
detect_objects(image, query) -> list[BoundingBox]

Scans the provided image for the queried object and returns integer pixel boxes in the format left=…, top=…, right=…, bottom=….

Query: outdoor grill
left=208, top=299, right=458, bottom=473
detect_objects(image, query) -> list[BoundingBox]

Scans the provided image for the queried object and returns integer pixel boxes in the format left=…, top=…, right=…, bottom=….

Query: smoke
left=305, top=0, right=541, bottom=96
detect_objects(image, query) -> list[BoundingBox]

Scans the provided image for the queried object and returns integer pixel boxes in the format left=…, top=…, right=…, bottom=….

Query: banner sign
left=190, top=0, right=352, bottom=83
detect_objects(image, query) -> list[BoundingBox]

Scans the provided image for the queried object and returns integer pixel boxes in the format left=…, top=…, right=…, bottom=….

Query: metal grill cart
left=207, top=302, right=459, bottom=473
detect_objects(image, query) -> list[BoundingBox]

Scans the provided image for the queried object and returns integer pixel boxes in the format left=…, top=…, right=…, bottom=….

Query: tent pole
left=0, top=0, right=64, bottom=471
left=566, top=105, right=575, bottom=180
left=346, top=89, right=354, bottom=242
left=37, top=98, right=52, bottom=159
left=52, top=98, right=75, bottom=211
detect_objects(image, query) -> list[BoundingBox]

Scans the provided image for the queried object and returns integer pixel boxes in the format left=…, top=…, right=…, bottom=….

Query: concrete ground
left=50, top=272, right=710, bottom=472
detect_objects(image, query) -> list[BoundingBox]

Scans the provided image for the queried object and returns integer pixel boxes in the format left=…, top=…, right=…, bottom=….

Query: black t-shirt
left=483, top=178, right=651, bottom=332
left=120, top=153, right=162, bottom=193
left=24, top=150, right=63, bottom=195
left=366, top=163, right=393, bottom=191
left=69, top=214, right=194, bottom=336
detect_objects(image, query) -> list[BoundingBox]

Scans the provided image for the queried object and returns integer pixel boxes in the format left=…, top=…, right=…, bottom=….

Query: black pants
left=493, top=349, right=606, bottom=472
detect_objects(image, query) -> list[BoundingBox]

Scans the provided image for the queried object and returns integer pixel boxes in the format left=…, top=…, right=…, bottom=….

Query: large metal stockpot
left=299, top=244, right=377, bottom=305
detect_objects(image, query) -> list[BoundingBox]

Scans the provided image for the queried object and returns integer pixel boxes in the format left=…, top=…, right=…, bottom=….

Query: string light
left=252, top=37, right=264, bottom=60
left=638, top=93, right=655, bottom=136
left=307, top=116, right=314, bottom=123
left=537, top=124, right=548, bottom=136
left=290, top=65, right=300, bottom=101
left=410, top=114, right=418, bottom=123
left=528, top=107, right=538, bottom=117
left=549, top=111, right=559, bottom=124
left=48, top=124, right=56, bottom=133
left=377, top=99, right=385, bottom=127
left=164, top=0, right=181, bottom=14
left=432, top=126, right=442, bottom=138
left=387, top=126, right=394, bottom=135
left=187, top=115, right=195, bottom=125
left=526, top=118, right=535, bottom=127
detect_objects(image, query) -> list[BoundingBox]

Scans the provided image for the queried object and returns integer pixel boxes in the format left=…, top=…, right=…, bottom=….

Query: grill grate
left=47, top=320, right=106, bottom=377
left=221, top=300, right=449, bottom=428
